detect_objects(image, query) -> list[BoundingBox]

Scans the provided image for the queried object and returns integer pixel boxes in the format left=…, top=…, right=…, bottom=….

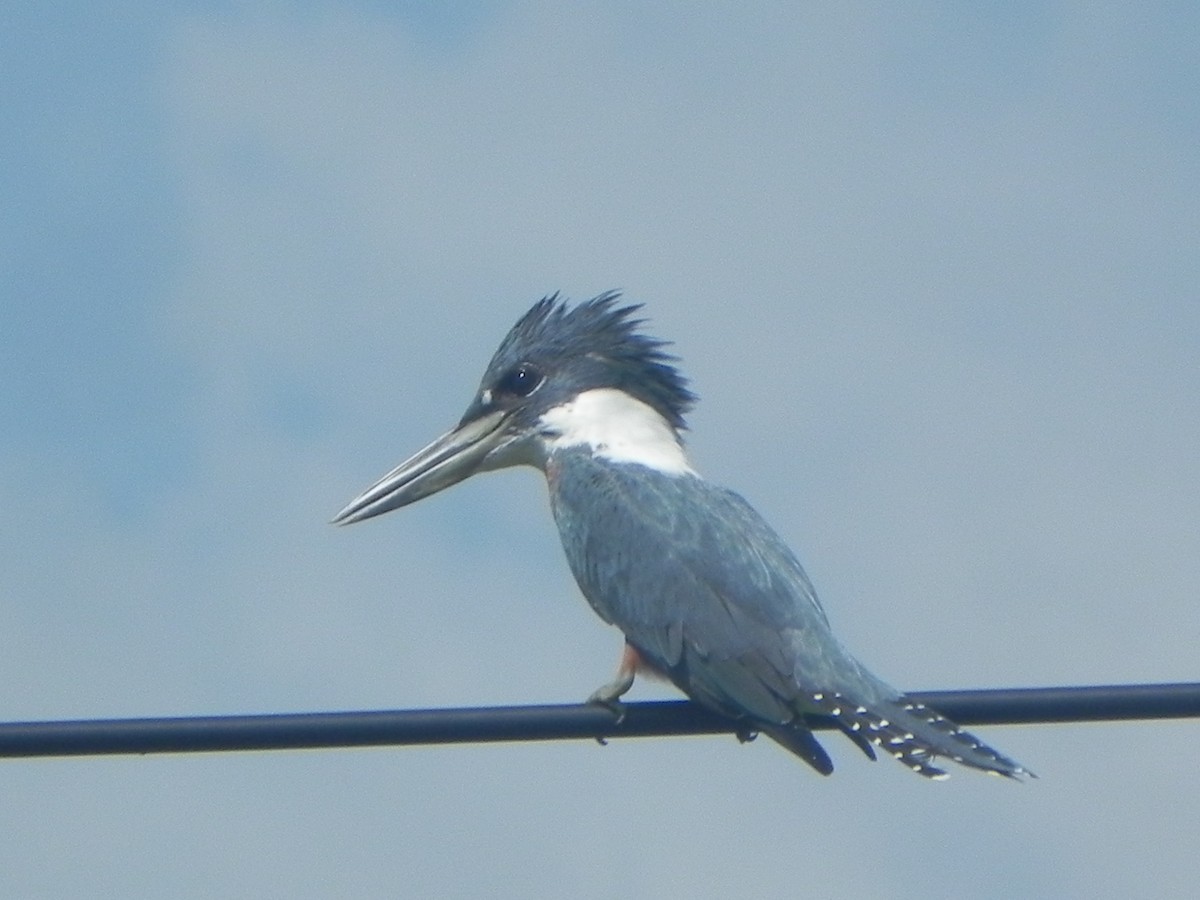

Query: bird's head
left=332, top=291, right=696, bottom=524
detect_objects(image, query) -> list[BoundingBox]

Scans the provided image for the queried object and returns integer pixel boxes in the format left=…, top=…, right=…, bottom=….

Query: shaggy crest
left=482, top=291, right=697, bottom=430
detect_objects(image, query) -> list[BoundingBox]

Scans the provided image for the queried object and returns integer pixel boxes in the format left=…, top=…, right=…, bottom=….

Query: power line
left=1, top=682, right=1197, bottom=760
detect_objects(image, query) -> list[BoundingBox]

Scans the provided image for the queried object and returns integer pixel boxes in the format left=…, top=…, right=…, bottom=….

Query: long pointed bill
left=332, top=409, right=508, bottom=525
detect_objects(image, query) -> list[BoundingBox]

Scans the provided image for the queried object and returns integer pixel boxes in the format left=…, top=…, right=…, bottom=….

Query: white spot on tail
left=540, top=389, right=696, bottom=475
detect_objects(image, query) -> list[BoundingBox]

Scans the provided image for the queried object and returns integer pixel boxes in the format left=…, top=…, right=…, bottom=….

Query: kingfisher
left=333, top=292, right=1030, bottom=779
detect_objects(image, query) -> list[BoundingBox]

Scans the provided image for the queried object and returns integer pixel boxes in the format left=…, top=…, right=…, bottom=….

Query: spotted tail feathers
left=767, top=690, right=1032, bottom=780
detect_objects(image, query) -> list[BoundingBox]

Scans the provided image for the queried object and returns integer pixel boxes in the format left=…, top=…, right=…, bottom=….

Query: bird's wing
left=549, top=453, right=887, bottom=725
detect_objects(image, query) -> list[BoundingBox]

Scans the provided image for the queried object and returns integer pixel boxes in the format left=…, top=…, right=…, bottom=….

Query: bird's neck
left=538, top=388, right=696, bottom=476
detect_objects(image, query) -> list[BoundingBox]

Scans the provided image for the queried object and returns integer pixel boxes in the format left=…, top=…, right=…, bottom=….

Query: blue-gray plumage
left=334, top=292, right=1030, bottom=779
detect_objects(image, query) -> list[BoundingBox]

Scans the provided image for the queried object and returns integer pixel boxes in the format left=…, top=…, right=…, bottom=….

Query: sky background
left=3, top=4, right=1198, bottom=898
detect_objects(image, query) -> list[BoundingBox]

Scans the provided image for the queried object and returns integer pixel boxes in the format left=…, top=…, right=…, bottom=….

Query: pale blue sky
left=3, top=5, right=1198, bottom=898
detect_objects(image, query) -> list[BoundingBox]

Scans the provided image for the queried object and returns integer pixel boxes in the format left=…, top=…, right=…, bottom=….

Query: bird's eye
left=496, top=362, right=544, bottom=398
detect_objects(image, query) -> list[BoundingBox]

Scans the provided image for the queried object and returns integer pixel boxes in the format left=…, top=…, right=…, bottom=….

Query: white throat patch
left=538, top=388, right=696, bottom=475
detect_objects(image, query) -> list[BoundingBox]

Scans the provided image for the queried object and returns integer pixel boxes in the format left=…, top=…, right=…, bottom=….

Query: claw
left=587, top=677, right=634, bottom=706
left=587, top=642, right=642, bottom=731
left=735, top=727, right=759, bottom=744
left=587, top=684, right=630, bottom=725
left=587, top=642, right=640, bottom=705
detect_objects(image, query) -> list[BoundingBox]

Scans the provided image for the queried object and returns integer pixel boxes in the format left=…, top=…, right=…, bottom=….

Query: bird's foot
left=587, top=643, right=640, bottom=736
left=735, top=726, right=759, bottom=744
left=587, top=670, right=635, bottom=726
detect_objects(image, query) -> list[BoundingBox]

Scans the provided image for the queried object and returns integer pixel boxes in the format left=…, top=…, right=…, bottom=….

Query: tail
left=825, top=691, right=1032, bottom=780
left=762, top=689, right=1032, bottom=780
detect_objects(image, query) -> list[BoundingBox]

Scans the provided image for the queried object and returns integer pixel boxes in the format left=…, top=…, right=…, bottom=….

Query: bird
left=333, top=291, right=1030, bottom=780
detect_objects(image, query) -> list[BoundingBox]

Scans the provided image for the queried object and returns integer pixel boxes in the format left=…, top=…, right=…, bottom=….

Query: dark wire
left=2, top=682, right=1197, bottom=759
